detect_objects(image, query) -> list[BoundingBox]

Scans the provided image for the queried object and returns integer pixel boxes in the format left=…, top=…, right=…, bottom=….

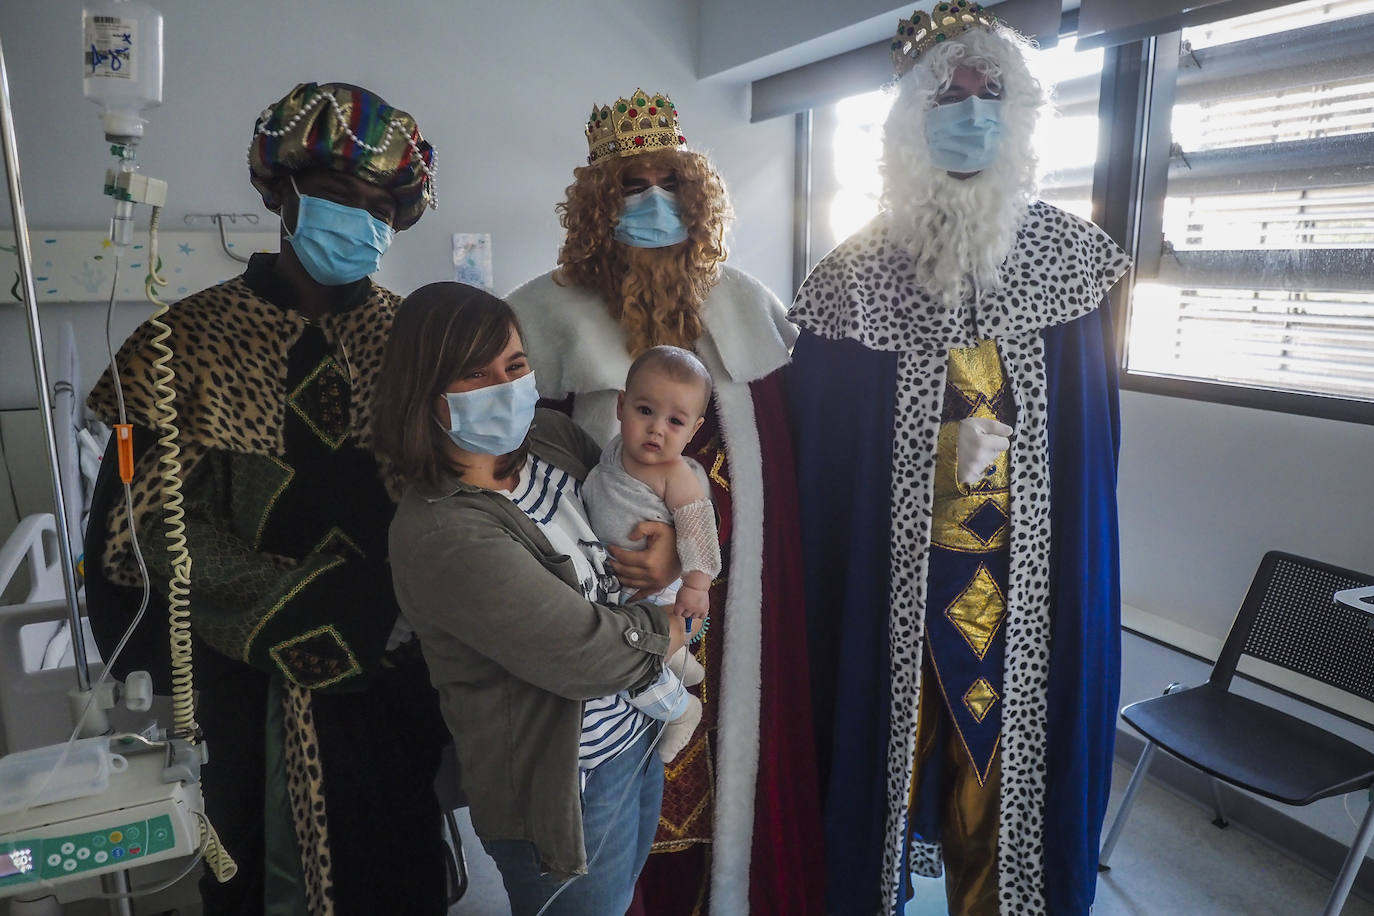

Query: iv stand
left=0, top=32, right=134, bottom=916
left=0, top=39, right=91, bottom=695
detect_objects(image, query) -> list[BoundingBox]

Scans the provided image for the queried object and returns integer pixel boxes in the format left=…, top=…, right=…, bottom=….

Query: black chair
left=1099, top=551, right=1374, bottom=916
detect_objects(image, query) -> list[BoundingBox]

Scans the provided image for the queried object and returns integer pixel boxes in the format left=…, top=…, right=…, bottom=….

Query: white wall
left=1116, top=391, right=1374, bottom=855
left=1117, top=390, right=1374, bottom=642
left=0, top=0, right=795, bottom=549
left=696, top=0, right=1065, bottom=83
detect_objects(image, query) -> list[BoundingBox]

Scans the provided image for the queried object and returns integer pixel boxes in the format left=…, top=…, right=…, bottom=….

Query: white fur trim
left=567, top=392, right=621, bottom=449
left=790, top=203, right=1130, bottom=354
left=505, top=265, right=795, bottom=399
left=700, top=267, right=798, bottom=379
left=705, top=379, right=764, bottom=913
left=993, top=335, right=1053, bottom=916
left=882, top=350, right=942, bottom=911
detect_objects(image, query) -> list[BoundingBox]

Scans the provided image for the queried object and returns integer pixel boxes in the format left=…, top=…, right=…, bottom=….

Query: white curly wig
left=881, top=25, right=1048, bottom=307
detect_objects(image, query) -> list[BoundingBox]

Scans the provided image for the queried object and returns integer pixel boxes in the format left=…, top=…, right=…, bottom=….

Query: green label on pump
left=0, top=813, right=178, bottom=886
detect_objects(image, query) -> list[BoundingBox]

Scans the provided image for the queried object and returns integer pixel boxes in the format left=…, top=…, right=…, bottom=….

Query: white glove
left=956, top=417, right=1013, bottom=486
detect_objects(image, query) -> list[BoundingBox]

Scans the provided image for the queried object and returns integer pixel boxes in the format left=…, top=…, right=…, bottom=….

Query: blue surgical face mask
left=437, top=371, right=539, bottom=456
left=924, top=95, right=1004, bottom=174
left=285, top=176, right=395, bottom=286
left=613, top=185, right=688, bottom=248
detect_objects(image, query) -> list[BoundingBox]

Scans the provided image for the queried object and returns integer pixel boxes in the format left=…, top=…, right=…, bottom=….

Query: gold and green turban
left=248, top=82, right=437, bottom=230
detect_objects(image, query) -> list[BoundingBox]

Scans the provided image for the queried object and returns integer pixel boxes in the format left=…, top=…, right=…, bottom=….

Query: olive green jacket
left=389, top=409, right=672, bottom=878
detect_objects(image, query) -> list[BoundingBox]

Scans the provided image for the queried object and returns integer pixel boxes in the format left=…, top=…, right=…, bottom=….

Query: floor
left=1086, top=764, right=1374, bottom=916
left=905, top=761, right=1374, bottom=916
left=448, top=806, right=511, bottom=916
left=8, top=760, right=1367, bottom=914
left=450, top=761, right=1374, bottom=916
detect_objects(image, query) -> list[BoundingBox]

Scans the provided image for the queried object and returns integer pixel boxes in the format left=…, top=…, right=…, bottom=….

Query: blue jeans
left=482, top=723, right=665, bottom=916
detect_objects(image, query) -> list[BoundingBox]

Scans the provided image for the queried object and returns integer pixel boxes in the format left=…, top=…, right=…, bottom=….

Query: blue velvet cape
left=787, top=306, right=1122, bottom=916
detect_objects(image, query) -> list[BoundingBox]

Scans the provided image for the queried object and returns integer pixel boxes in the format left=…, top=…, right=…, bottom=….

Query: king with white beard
left=790, top=5, right=1132, bottom=916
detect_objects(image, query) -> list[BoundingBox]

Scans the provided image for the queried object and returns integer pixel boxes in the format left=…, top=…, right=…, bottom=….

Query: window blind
left=1076, top=0, right=1288, bottom=49
left=1125, top=3, right=1374, bottom=403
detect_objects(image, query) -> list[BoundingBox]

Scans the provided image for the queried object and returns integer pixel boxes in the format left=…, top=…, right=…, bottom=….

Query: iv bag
left=82, top=0, right=164, bottom=142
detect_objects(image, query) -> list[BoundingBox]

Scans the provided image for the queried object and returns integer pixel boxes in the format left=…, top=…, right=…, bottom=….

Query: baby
left=583, top=346, right=721, bottom=762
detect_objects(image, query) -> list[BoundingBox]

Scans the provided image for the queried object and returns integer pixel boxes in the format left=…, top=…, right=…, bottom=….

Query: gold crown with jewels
left=892, top=1, right=999, bottom=77
left=585, top=90, right=687, bottom=165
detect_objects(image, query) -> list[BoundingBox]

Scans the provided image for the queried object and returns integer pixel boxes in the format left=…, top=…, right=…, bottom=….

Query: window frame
left=1105, top=11, right=1374, bottom=426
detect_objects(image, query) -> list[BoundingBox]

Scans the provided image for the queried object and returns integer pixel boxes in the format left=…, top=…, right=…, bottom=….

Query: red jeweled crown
left=585, top=90, right=686, bottom=165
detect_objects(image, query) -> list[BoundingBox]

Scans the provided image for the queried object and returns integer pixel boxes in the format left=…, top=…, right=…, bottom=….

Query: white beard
left=880, top=28, right=1044, bottom=308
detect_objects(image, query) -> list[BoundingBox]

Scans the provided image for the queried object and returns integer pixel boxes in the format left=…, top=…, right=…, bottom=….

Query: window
left=1124, top=0, right=1374, bottom=410
left=1031, top=42, right=1105, bottom=219
left=826, top=89, right=891, bottom=249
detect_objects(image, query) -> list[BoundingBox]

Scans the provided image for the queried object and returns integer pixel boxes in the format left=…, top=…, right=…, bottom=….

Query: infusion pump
left=0, top=741, right=203, bottom=898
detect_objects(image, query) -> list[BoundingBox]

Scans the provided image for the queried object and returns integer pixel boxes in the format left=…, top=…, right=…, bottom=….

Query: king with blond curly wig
left=506, top=100, right=826, bottom=916
left=554, top=148, right=731, bottom=355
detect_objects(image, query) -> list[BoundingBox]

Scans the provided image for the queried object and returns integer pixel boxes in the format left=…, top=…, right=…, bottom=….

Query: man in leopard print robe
left=84, top=82, right=449, bottom=916
left=789, top=9, right=1131, bottom=916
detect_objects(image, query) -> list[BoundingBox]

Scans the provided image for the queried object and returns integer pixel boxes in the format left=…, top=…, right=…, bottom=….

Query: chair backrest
left=1210, top=551, right=1374, bottom=702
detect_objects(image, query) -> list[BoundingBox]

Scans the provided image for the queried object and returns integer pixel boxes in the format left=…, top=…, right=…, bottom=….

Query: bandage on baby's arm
left=671, top=498, right=721, bottom=579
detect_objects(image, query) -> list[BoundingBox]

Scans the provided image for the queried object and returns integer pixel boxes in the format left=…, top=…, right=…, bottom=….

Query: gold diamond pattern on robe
left=944, top=563, right=1006, bottom=660
left=962, top=677, right=999, bottom=723
left=959, top=497, right=1010, bottom=547
left=932, top=339, right=1012, bottom=554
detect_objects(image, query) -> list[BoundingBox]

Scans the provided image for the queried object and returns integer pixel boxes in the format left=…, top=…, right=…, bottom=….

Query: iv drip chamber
left=82, top=0, right=163, bottom=143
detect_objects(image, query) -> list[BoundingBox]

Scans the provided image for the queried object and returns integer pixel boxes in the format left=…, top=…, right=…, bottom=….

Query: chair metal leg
left=443, top=807, right=469, bottom=906
left=1099, top=740, right=1159, bottom=870
left=1208, top=778, right=1229, bottom=828
left=1321, top=795, right=1374, bottom=916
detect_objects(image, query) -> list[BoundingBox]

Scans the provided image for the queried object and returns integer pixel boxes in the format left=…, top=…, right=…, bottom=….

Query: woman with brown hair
left=371, top=281, right=686, bottom=916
